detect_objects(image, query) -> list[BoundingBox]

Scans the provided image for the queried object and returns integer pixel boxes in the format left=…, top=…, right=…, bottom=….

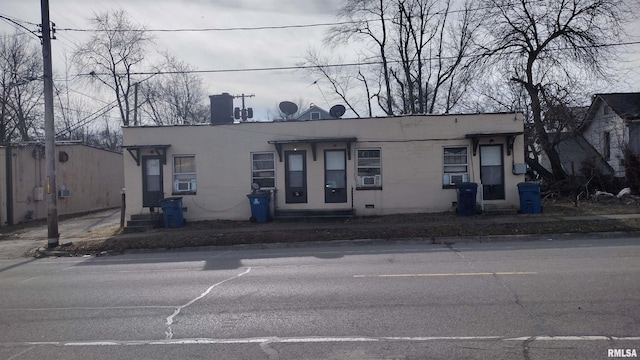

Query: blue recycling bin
left=455, top=182, right=478, bottom=216
left=517, top=182, right=542, bottom=214
left=159, top=197, right=184, bottom=228
left=247, top=193, right=271, bottom=222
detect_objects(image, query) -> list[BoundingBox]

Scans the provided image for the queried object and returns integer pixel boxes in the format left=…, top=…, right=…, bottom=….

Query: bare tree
left=476, top=0, right=630, bottom=181
left=327, top=0, right=394, bottom=115
left=0, top=32, right=42, bottom=142
left=73, top=9, right=153, bottom=126
left=393, top=0, right=478, bottom=114
left=309, top=0, right=477, bottom=117
left=303, top=50, right=364, bottom=118
left=139, top=52, right=208, bottom=125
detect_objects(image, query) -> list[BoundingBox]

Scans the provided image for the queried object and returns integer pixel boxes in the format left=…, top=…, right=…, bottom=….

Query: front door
left=285, top=151, right=307, bottom=203
left=325, top=150, right=347, bottom=203
left=142, top=156, right=164, bottom=209
left=480, top=145, right=505, bottom=200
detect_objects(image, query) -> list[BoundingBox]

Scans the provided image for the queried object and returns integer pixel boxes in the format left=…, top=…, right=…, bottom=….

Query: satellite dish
left=279, top=101, right=298, bottom=116
left=329, top=104, right=346, bottom=118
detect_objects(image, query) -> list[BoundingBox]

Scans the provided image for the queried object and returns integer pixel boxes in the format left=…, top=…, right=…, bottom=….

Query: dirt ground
left=47, top=195, right=640, bottom=256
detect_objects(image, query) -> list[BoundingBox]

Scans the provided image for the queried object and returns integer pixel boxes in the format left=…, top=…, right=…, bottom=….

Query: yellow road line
left=353, top=272, right=537, bottom=278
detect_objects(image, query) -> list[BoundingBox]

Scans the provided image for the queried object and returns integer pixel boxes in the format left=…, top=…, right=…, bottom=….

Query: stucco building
left=0, top=142, right=124, bottom=225
left=122, top=113, right=525, bottom=222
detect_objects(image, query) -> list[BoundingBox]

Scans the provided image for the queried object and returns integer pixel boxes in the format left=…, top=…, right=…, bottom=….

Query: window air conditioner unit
left=359, top=175, right=381, bottom=186
left=449, top=174, right=467, bottom=185
left=176, top=180, right=195, bottom=192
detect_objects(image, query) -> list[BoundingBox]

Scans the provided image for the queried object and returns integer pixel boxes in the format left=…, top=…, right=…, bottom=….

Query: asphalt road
left=0, top=237, right=638, bottom=359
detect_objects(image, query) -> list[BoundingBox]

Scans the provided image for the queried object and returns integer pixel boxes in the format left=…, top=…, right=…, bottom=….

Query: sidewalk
left=1, top=209, right=640, bottom=259
left=0, top=209, right=121, bottom=259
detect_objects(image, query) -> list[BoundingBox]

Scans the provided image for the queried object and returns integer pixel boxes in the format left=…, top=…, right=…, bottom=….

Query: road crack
left=165, top=267, right=252, bottom=339
left=260, top=338, right=280, bottom=360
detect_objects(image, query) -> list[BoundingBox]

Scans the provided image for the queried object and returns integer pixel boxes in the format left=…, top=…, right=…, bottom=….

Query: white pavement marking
left=6, top=346, right=35, bottom=360
left=4, top=335, right=639, bottom=348
left=164, top=267, right=252, bottom=340
left=353, top=272, right=537, bottom=278
left=504, top=336, right=640, bottom=341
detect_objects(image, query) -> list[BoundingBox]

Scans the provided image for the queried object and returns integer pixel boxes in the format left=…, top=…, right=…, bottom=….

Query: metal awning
left=122, top=144, right=171, bottom=166
left=268, top=137, right=358, bottom=162
left=465, top=132, right=523, bottom=156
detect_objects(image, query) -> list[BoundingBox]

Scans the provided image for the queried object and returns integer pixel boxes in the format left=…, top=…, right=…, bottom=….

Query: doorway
left=285, top=151, right=307, bottom=203
left=480, top=145, right=505, bottom=200
left=142, top=156, right=164, bottom=209
left=325, top=150, right=347, bottom=203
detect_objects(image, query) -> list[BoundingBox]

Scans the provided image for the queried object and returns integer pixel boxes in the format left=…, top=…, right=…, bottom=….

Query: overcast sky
left=1, top=0, right=347, bottom=121
left=1, top=0, right=639, bottom=122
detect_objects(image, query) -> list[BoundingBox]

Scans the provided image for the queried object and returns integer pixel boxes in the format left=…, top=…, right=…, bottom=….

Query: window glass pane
left=174, top=156, right=195, bottom=173
left=326, top=171, right=346, bottom=188
left=289, top=171, right=303, bottom=187
left=146, top=158, right=160, bottom=176
left=357, top=148, right=382, bottom=186
left=288, top=154, right=303, bottom=171
left=252, top=152, right=275, bottom=188
left=358, top=158, right=380, bottom=167
left=147, top=175, right=160, bottom=191
left=173, top=156, right=196, bottom=193
left=480, top=146, right=501, bottom=166
left=358, top=168, right=381, bottom=176
left=325, top=151, right=345, bottom=170
left=443, top=147, right=468, bottom=185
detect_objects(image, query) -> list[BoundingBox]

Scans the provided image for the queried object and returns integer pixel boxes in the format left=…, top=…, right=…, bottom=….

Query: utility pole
left=233, top=93, right=254, bottom=121
left=41, top=0, right=59, bottom=248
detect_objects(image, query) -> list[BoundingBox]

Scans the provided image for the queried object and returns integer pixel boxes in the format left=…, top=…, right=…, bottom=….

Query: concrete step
left=125, top=213, right=164, bottom=232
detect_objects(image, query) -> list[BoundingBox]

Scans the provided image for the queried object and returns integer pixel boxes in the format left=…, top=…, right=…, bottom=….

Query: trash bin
left=247, top=193, right=271, bottom=222
left=455, top=182, right=478, bottom=216
left=517, top=182, right=542, bottom=214
left=159, top=197, right=184, bottom=228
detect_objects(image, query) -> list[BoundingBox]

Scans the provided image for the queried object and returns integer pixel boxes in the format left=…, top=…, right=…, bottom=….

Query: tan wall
left=123, top=113, right=525, bottom=221
left=0, top=144, right=123, bottom=225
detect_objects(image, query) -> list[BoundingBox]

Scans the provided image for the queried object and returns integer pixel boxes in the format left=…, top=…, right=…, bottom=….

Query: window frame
left=172, top=155, right=197, bottom=195
left=443, top=146, right=469, bottom=188
left=251, top=152, right=276, bottom=190
left=356, top=148, right=382, bottom=190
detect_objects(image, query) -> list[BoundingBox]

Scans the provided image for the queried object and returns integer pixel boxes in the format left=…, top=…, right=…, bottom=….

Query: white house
left=580, top=93, right=640, bottom=177
left=122, top=113, right=525, bottom=222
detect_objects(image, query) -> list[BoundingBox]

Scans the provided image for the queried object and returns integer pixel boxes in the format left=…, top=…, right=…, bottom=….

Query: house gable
left=295, top=105, right=334, bottom=121
left=580, top=93, right=640, bottom=177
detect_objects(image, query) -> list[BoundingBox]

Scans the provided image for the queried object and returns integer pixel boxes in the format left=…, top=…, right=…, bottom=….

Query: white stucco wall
left=0, top=143, right=123, bottom=225
left=123, top=113, right=525, bottom=221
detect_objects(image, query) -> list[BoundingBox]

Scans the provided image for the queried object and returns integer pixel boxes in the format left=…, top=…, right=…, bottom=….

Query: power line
left=0, top=14, right=40, bottom=39
left=53, top=1, right=542, bottom=34
left=58, top=20, right=358, bottom=33
left=77, top=40, right=640, bottom=77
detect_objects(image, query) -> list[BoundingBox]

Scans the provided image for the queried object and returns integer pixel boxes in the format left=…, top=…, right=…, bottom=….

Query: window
left=357, top=149, right=381, bottom=188
left=173, top=156, right=196, bottom=194
left=252, top=152, right=275, bottom=189
left=603, top=132, right=611, bottom=160
left=443, top=147, right=468, bottom=186
left=311, top=112, right=321, bottom=120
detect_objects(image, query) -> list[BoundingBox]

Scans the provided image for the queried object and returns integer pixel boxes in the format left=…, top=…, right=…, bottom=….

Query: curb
left=32, top=231, right=640, bottom=258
